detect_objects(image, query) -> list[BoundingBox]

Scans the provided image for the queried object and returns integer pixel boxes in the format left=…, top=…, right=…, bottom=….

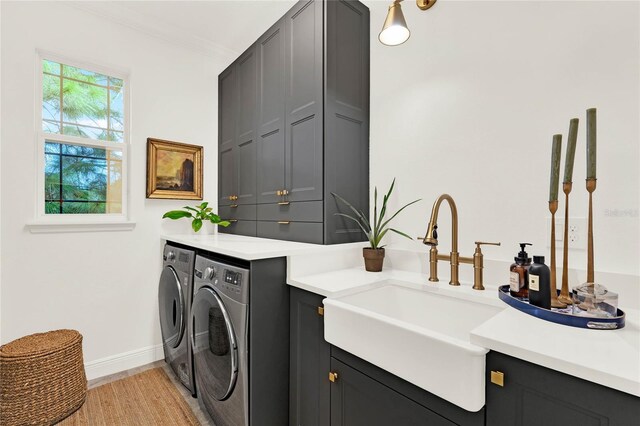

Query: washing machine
left=191, top=255, right=249, bottom=426
left=159, top=243, right=196, bottom=395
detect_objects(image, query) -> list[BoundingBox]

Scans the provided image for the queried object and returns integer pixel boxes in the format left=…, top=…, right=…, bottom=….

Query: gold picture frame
left=146, top=138, right=203, bottom=200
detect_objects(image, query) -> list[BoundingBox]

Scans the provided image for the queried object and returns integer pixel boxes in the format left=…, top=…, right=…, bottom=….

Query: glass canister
left=572, top=283, right=619, bottom=318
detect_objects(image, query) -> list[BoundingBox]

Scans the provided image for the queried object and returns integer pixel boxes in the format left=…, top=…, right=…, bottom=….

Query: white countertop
left=287, top=253, right=640, bottom=399
left=470, top=306, right=640, bottom=397
left=161, top=233, right=363, bottom=260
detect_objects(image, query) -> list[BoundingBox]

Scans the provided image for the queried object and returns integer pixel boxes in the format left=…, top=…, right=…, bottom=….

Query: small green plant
left=332, top=179, right=420, bottom=249
left=163, top=202, right=231, bottom=232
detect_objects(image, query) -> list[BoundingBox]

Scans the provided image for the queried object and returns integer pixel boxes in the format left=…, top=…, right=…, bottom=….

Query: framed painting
left=146, top=138, right=203, bottom=199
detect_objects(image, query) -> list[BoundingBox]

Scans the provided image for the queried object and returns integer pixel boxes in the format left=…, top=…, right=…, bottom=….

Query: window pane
left=62, top=202, right=107, bottom=214
left=62, top=64, right=108, bottom=86
left=43, top=60, right=60, bottom=75
left=109, top=88, right=124, bottom=131
left=62, top=79, right=108, bottom=130
left=43, top=120, right=61, bottom=134
left=44, top=141, right=122, bottom=215
left=108, top=131, right=124, bottom=143
left=42, top=74, right=61, bottom=122
left=109, top=76, right=123, bottom=88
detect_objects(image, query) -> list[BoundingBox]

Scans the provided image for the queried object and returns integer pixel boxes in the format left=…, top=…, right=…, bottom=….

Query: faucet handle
left=474, top=241, right=501, bottom=250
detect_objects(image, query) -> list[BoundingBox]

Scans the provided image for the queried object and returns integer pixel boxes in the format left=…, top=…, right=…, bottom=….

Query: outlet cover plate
left=547, top=217, right=587, bottom=250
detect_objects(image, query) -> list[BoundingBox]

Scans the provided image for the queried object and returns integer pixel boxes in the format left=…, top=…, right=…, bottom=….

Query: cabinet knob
left=276, top=190, right=282, bottom=196
left=329, top=371, right=339, bottom=383
left=490, top=370, right=504, bottom=387
left=282, top=189, right=289, bottom=196
left=317, top=306, right=324, bottom=316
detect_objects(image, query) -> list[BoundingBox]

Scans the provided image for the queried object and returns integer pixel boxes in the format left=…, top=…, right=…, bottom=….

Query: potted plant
left=332, top=179, right=420, bottom=272
left=163, top=202, right=230, bottom=232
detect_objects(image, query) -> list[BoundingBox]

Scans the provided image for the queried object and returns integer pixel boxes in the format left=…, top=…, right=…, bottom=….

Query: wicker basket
left=0, top=329, right=87, bottom=426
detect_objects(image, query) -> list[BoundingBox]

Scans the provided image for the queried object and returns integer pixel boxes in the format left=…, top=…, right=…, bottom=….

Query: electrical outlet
left=546, top=217, right=587, bottom=250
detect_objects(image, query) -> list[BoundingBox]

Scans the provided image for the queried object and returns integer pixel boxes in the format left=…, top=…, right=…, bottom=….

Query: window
left=36, top=54, right=129, bottom=226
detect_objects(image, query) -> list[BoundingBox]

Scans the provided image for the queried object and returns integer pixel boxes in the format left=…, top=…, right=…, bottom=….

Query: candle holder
left=559, top=182, right=574, bottom=305
left=548, top=200, right=566, bottom=308
left=585, top=178, right=597, bottom=284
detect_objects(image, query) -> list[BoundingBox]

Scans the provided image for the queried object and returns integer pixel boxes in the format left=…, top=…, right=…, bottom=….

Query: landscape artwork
left=146, top=138, right=203, bottom=199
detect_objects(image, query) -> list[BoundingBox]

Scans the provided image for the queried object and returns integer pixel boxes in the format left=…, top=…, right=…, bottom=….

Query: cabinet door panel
left=257, top=21, right=286, bottom=204
left=486, top=351, right=640, bottom=426
left=218, top=145, right=235, bottom=207
left=219, top=220, right=256, bottom=237
left=218, top=66, right=236, bottom=206
left=235, top=47, right=257, bottom=205
left=324, top=0, right=369, bottom=243
left=285, top=0, right=323, bottom=202
left=290, top=288, right=330, bottom=426
left=330, top=358, right=455, bottom=426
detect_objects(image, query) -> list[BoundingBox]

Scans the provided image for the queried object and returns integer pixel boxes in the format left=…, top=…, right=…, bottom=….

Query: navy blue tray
left=498, top=285, right=625, bottom=330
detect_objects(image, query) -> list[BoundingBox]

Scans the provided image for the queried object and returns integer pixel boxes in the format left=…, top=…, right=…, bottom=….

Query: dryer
left=159, top=243, right=195, bottom=395
left=191, top=255, right=249, bottom=426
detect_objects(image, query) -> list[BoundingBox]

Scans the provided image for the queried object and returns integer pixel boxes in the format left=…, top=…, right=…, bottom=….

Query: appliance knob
left=205, top=266, right=215, bottom=280
left=167, top=251, right=176, bottom=261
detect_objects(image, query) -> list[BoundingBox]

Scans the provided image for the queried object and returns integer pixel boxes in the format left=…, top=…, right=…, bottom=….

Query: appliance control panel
left=163, top=244, right=194, bottom=274
left=194, top=255, right=249, bottom=304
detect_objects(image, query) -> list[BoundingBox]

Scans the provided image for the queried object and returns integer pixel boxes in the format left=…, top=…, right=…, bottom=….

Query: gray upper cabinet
left=219, top=0, right=370, bottom=244
left=218, top=66, right=236, bottom=207
left=257, top=18, right=286, bottom=205
left=235, top=47, right=258, bottom=206
left=284, top=0, right=324, bottom=203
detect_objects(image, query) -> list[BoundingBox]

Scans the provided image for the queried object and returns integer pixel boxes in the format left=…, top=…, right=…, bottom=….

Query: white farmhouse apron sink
left=323, top=281, right=502, bottom=412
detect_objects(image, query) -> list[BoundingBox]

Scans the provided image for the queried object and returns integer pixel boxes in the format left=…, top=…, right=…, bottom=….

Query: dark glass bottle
left=509, top=243, right=532, bottom=298
left=528, top=255, right=551, bottom=309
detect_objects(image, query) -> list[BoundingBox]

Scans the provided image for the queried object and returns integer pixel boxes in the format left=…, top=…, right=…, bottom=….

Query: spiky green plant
left=332, top=179, right=420, bottom=249
left=163, top=202, right=230, bottom=232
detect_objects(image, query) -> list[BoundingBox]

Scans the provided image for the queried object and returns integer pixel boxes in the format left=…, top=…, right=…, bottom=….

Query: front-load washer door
left=192, top=286, right=238, bottom=401
left=159, top=266, right=184, bottom=348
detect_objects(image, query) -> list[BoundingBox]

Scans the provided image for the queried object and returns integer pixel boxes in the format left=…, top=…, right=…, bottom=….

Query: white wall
left=0, top=2, right=231, bottom=375
left=365, top=0, right=640, bottom=280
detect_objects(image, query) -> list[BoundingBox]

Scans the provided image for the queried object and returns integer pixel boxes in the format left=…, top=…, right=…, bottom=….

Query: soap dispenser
left=528, top=256, right=551, bottom=309
left=510, top=243, right=532, bottom=298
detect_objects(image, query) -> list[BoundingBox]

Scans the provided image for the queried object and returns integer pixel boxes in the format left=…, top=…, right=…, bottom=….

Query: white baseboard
left=84, top=344, right=165, bottom=381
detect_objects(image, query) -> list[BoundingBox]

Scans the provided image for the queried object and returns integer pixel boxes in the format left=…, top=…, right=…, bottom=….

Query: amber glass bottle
left=509, top=243, right=532, bottom=298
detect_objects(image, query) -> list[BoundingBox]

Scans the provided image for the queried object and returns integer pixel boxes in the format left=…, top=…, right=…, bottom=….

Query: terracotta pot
left=363, top=248, right=385, bottom=272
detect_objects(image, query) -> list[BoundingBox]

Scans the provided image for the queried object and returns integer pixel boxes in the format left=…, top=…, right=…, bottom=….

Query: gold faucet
left=421, top=194, right=500, bottom=290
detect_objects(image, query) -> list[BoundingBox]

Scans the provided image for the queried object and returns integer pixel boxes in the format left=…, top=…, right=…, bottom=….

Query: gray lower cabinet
left=290, top=287, right=330, bottom=426
left=290, top=287, right=484, bottom=426
left=486, top=351, right=640, bottom=426
left=330, top=357, right=455, bottom=426
left=219, top=0, right=370, bottom=244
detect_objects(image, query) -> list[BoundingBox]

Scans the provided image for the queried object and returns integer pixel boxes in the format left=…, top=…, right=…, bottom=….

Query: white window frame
left=28, top=51, right=134, bottom=233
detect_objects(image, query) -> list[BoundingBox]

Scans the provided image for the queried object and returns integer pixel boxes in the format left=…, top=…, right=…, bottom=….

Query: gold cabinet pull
left=229, top=219, right=238, bottom=223
left=277, top=221, right=290, bottom=225
left=317, top=306, right=324, bottom=316
left=230, top=204, right=238, bottom=208
left=278, top=201, right=290, bottom=206
left=490, top=371, right=504, bottom=387
left=329, top=372, right=338, bottom=383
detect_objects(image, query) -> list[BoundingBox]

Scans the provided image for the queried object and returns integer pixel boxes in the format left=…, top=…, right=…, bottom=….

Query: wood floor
left=57, top=362, right=215, bottom=425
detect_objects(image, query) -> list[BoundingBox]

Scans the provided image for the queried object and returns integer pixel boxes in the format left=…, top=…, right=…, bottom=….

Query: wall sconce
left=378, top=0, right=437, bottom=46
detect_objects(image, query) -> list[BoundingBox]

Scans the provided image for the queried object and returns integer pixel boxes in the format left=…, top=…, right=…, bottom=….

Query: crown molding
left=66, top=2, right=239, bottom=62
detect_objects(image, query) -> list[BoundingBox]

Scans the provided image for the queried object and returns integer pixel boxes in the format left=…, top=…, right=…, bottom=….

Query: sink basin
left=323, top=281, right=502, bottom=412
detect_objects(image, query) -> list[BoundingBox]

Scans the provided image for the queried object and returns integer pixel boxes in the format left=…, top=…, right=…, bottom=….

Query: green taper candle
left=549, top=134, right=562, bottom=202
left=563, top=118, right=579, bottom=183
left=587, top=108, right=597, bottom=179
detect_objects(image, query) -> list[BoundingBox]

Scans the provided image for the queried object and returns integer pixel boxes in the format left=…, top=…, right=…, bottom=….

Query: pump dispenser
left=510, top=243, right=532, bottom=298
